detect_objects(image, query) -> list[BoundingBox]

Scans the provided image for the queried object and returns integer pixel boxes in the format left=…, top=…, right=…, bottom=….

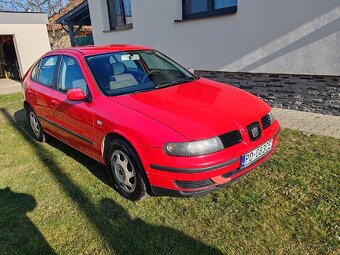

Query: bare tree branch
left=0, top=0, right=69, bottom=15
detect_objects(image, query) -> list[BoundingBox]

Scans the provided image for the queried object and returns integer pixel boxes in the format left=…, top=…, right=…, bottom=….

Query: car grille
left=261, top=114, right=272, bottom=130
left=219, top=130, right=242, bottom=148
left=247, top=121, right=262, bottom=141
left=174, top=179, right=215, bottom=189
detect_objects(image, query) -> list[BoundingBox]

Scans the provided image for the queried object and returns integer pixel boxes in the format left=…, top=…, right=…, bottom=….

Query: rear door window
left=37, top=56, right=59, bottom=87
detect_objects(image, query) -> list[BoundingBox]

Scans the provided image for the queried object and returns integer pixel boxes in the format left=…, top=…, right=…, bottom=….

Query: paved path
left=0, top=79, right=22, bottom=95
left=272, top=108, right=340, bottom=139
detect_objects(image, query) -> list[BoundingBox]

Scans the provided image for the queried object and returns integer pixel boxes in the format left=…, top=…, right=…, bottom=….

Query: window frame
left=182, top=0, right=237, bottom=20
left=30, top=55, right=60, bottom=89
left=107, top=0, right=133, bottom=31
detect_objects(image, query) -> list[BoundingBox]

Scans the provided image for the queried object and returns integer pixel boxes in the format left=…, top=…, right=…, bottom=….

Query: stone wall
left=196, top=71, right=340, bottom=116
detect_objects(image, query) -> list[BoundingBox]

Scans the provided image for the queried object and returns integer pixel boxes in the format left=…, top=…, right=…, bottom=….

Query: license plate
left=241, top=139, right=273, bottom=169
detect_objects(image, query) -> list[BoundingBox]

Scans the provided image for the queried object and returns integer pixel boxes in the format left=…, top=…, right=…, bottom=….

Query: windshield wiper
left=129, top=88, right=155, bottom=94
left=156, top=77, right=195, bottom=89
left=127, top=77, right=196, bottom=94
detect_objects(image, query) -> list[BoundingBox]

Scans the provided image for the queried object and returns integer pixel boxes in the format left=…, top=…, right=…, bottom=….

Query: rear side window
left=58, top=56, right=88, bottom=95
left=31, top=61, right=40, bottom=81
left=37, top=56, right=59, bottom=87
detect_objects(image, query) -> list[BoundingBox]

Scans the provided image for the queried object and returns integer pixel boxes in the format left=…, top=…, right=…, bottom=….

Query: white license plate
left=241, top=139, right=273, bottom=169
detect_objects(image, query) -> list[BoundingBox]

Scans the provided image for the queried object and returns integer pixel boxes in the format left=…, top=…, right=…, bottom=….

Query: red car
left=23, top=45, right=280, bottom=201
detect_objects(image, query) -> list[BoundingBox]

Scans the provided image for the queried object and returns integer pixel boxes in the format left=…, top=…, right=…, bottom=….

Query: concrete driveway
left=0, top=79, right=22, bottom=95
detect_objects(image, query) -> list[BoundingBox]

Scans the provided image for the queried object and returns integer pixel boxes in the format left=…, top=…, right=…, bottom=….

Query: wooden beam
left=61, top=21, right=87, bottom=47
left=68, top=25, right=77, bottom=47
left=75, top=25, right=84, bottom=35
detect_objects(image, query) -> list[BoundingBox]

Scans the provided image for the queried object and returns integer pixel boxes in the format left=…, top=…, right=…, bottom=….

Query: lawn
left=0, top=93, right=339, bottom=255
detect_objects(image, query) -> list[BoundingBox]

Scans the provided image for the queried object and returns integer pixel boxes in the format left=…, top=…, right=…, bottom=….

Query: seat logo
left=251, top=127, right=259, bottom=138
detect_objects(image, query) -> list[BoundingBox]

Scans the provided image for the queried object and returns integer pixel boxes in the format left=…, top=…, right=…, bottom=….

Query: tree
left=0, top=0, right=68, bottom=17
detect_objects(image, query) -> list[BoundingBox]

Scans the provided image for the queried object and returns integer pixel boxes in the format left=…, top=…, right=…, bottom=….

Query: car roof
left=51, top=44, right=154, bottom=56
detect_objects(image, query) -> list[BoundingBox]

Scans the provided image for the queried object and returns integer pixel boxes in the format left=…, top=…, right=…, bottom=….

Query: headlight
left=164, top=137, right=224, bottom=156
left=268, top=111, right=275, bottom=125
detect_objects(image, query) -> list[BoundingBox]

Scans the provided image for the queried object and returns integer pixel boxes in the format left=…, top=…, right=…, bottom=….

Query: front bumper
left=138, top=121, right=280, bottom=197
left=151, top=145, right=276, bottom=197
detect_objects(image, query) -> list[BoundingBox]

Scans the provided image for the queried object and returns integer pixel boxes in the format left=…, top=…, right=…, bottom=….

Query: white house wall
left=0, top=13, right=50, bottom=76
left=88, top=0, right=340, bottom=76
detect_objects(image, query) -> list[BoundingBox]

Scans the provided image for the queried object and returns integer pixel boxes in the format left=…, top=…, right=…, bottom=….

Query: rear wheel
left=108, top=138, right=148, bottom=201
left=27, top=107, right=46, bottom=142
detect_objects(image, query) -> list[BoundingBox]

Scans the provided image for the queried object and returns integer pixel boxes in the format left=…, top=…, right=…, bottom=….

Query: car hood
left=110, top=78, right=270, bottom=140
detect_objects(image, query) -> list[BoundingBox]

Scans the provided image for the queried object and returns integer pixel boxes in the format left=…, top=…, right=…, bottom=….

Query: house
left=68, top=0, right=340, bottom=115
left=48, top=0, right=92, bottom=49
left=0, top=11, right=50, bottom=80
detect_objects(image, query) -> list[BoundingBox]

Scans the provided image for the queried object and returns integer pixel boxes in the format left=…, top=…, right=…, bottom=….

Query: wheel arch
left=102, top=132, right=152, bottom=194
left=24, top=101, right=31, bottom=113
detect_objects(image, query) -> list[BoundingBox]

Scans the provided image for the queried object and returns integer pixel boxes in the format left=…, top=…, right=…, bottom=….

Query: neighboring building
left=0, top=12, right=50, bottom=79
left=49, top=0, right=92, bottom=49
left=86, top=0, right=340, bottom=115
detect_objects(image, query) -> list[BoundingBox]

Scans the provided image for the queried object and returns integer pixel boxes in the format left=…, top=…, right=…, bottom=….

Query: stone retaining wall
left=196, top=71, right=340, bottom=116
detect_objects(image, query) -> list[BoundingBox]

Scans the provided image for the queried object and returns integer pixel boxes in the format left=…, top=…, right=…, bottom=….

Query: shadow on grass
left=14, top=109, right=112, bottom=187
left=1, top=108, right=223, bottom=255
left=0, top=188, right=57, bottom=255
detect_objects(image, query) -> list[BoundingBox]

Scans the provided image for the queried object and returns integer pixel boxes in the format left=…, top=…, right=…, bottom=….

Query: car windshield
left=86, top=50, right=196, bottom=96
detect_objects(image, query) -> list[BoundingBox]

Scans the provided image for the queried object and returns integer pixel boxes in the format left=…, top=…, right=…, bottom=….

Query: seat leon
left=22, top=45, right=280, bottom=201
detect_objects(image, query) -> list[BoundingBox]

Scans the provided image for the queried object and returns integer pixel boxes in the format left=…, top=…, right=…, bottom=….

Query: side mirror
left=67, top=88, right=86, bottom=101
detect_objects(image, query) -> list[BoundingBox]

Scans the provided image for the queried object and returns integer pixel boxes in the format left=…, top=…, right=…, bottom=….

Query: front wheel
left=27, top=107, right=46, bottom=142
left=108, top=138, right=148, bottom=201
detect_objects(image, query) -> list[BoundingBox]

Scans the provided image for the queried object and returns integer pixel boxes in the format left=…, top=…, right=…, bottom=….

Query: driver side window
left=141, top=53, right=177, bottom=71
left=58, top=56, right=88, bottom=95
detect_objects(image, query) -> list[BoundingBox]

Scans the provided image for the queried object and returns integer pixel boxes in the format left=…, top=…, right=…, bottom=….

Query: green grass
left=0, top=93, right=339, bottom=255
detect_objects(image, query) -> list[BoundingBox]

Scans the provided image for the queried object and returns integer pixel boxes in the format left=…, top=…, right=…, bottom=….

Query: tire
left=26, top=107, right=47, bottom=142
left=107, top=138, right=148, bottom=201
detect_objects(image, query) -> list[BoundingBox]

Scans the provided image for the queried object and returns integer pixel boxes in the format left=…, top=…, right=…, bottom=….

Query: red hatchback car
left=23, top=45, right=280, bottom=201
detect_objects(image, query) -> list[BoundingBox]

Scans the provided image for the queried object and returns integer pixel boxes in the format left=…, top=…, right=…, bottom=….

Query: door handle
left=51, top=99, right=59, bottom=108
left=27, top=90, right=33, bottom=98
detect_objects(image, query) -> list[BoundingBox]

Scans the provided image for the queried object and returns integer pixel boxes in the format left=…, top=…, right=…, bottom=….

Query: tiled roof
left=48, top=0, right=91, bottom=32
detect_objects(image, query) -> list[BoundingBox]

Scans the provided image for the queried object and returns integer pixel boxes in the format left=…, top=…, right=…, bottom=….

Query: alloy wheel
left=29, top=111, right=41, bottom=137
left=110, top=150, right=137, bottom=193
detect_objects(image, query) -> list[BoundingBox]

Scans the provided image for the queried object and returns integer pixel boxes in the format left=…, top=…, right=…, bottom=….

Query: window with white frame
left=182, top=0, right=237, bottom=20
left=107, top=0, right=132, bottom=30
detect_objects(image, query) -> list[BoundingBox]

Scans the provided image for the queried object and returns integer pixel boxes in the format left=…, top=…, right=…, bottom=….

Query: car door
left=29, top=55, right=60, bottom=134
left=50, top=54, right=96, bottom=157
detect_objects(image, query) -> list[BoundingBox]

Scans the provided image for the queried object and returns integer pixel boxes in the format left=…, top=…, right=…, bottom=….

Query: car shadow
left=0, top=188, right=57, bottom=255
left=98, top=197, right=223, bottom=254
left=13, top=109, right=111, bottom=187
left=2, top=108, right=223, bottom=255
